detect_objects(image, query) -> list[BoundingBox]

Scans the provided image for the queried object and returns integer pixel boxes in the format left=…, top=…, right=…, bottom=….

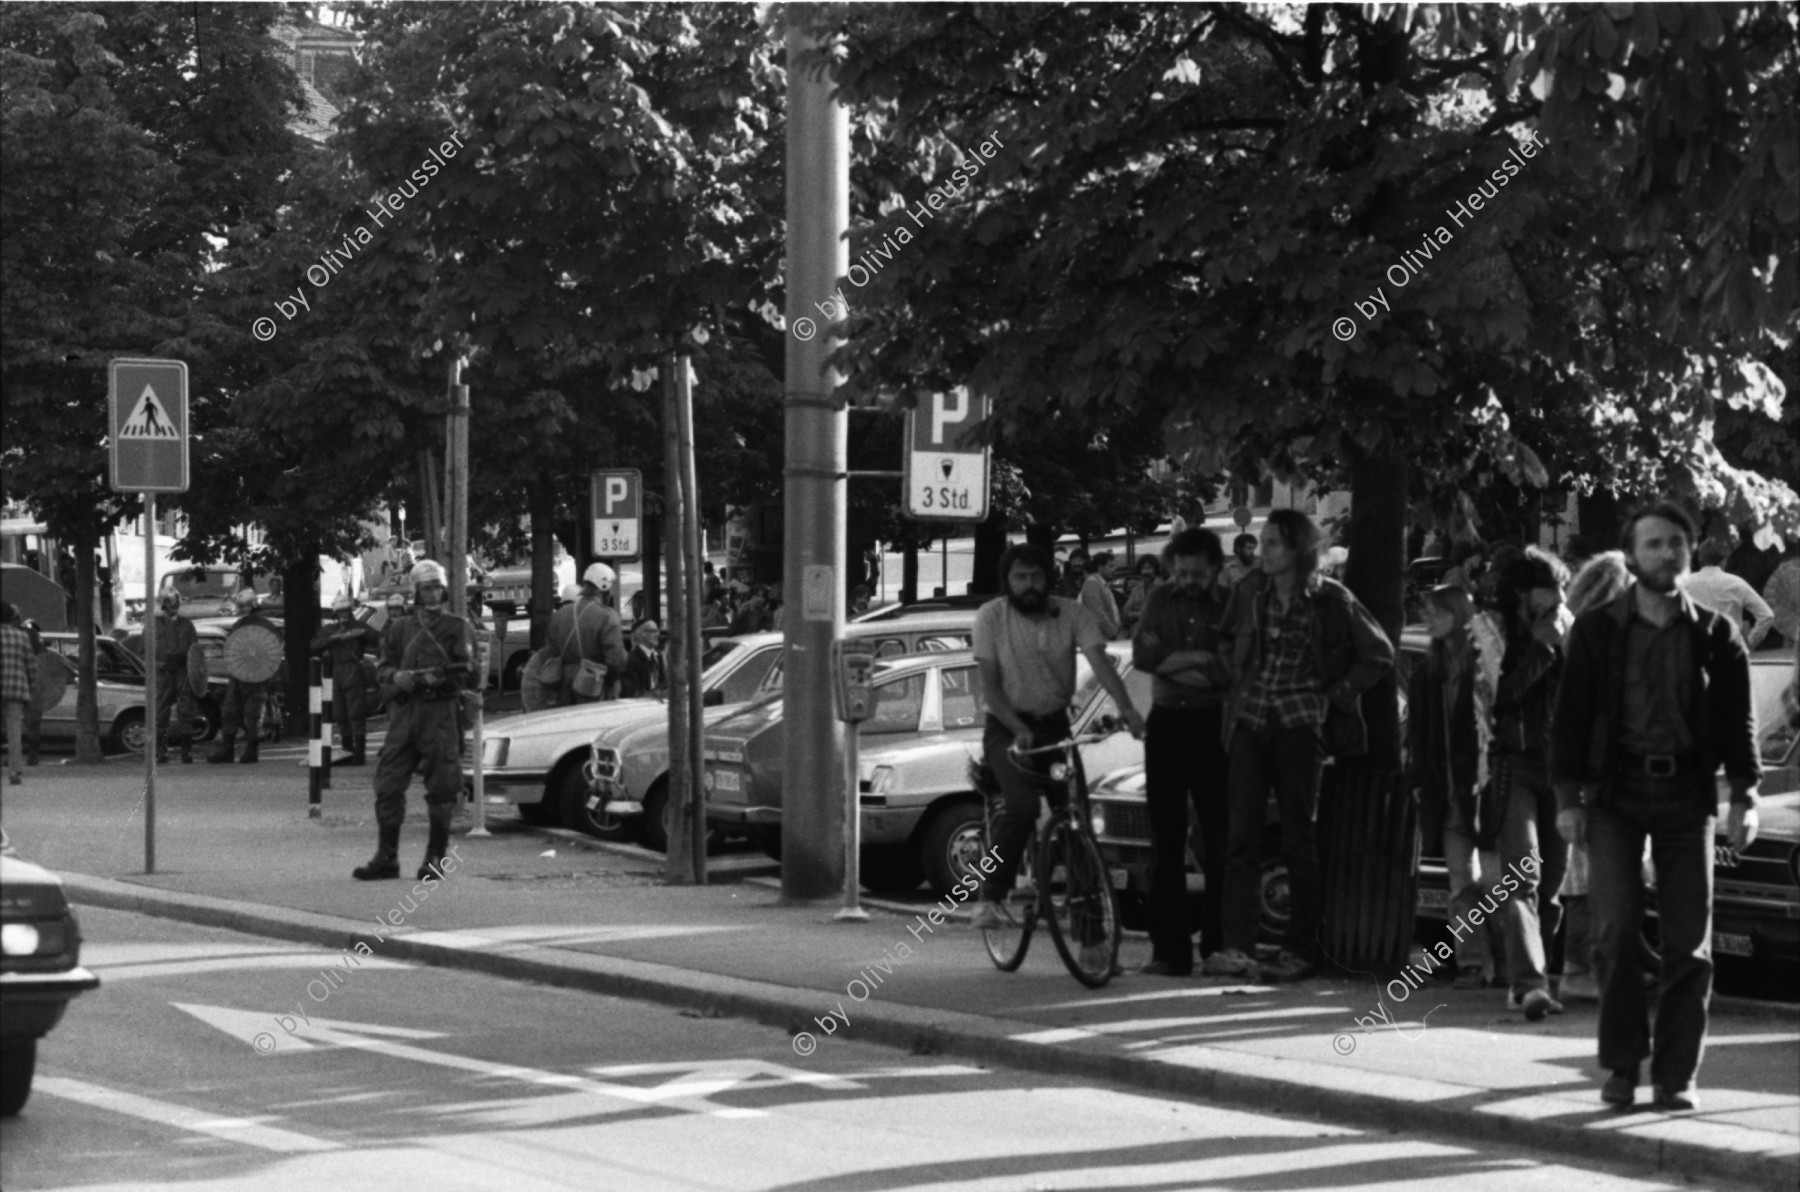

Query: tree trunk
left=73, top=538, right=103, bottom=764
left=282, top=552, right=321, bottom=738
left=971, top=508, right=1007, bottom=596
left=529, top=480, right=555, bottom=650
left=642, top=511, right=663, bottom=624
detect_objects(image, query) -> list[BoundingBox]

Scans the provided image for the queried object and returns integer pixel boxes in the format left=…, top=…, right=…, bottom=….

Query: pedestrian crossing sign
left=109, top=357, right=189, bottom=492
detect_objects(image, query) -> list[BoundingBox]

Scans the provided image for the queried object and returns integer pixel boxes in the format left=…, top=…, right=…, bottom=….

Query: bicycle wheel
left=1043, top=820, right=1121, bottom=988
left=981, top=819, right=1038, bottom=971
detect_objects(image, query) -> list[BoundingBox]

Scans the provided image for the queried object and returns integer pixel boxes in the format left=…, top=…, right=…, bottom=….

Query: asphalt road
left=2, top=908, right=1766, bottom=1192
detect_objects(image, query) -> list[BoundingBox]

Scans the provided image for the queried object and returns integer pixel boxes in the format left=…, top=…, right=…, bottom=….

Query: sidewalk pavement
left=4, top=760, right=1796, bottom=1190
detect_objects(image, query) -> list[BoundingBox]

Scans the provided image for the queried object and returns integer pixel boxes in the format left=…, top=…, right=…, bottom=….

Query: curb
left=63, top=874, right=1796, bottom=1191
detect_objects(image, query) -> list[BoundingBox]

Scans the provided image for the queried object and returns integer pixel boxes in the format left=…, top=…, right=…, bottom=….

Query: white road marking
left=1013, top=1005, right=1345, bottom=1045
left=34, top=1077, right=342, bottom=1153
left=1026, top=983, right=1278, bottom=1011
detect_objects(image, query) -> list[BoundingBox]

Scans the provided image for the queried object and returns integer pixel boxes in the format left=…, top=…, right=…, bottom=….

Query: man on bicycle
left=971, top=543, right=1146, bottom=930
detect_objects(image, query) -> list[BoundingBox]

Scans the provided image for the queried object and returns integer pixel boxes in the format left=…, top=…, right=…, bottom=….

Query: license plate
left=1417, top=887, right=1449, bottom=909
left=712, top=769, right=740, bottom=793
left=1713, top=931, right=1753, bottom=957
left=1111, top=868, right=1129, bottom=890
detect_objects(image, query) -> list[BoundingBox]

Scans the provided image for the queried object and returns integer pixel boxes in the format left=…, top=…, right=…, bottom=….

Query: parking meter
left=831, top=640, right=876, bottom=724
left=830, top=639, right=876, bottom=921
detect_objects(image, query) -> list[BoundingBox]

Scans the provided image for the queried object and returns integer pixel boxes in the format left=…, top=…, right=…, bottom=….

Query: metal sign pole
left=467, top=625, right=490, bottom=837
left=835, top=723, right=867, bottom=921
left=143, top=494, right=157, bottom=874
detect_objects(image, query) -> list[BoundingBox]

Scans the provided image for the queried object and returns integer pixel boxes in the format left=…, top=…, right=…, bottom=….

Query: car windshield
left=700, top=640, right=740, bottom=676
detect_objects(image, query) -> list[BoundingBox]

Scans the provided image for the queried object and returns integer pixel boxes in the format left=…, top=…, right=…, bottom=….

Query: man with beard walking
left=969, top=543, right=1145, bottom=931
left=354, top=560, right=475, bottom=881
left=1551, top=502, right=1761, bottom=1112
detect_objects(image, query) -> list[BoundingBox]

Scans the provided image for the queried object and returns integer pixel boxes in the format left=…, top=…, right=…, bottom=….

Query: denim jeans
left=1444, top=796, right=1501, bottom=975
left=1587, top=774, right=1714, bottom=1092
left=979, top=712, right=1072, bottom=902
left=1495, top=752, right=1569, bottom=996
left=1222, top=723, right=1322, bottom=960
left=1144, top=704, right=1227, bottom=964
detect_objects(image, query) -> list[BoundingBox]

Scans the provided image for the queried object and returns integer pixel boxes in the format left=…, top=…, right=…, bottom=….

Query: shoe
left=206, top=751, right=233, bottom=764
left=1452, top=965, right=1489, bottom=991
left=7, top=771, right=19, bottom=786
left=1559, top=970, right=1601, bottom=1002
left=1139, top=958, right=1193, bottom=977
left=1261, top=950, right=1318, bottom=982
left=969, top=900, right=1006, bottom=931
left=1511, top=989, right=1565, bottom=1019
left=1601, top=1068, right=1638, bottom=1107
left=417, top=855, right=446, bottom=881
left=1200, top=948, right=1261, bottom=979
left=353, top=854, right=400, bottom=881
left=1652, top=1086, right=1699, bottom=1112
left=237, top=752, right=259, bottom=764
left=338, top=754, right=366, bottom=767
left=154, top=751, right=169, bottom=765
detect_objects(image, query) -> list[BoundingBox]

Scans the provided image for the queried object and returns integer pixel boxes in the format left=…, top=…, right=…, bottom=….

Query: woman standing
left=1408, top=585, right=1503, bottom=987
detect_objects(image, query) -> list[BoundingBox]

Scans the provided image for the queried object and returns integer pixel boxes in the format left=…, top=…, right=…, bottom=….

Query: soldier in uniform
left=152, top=590, right=200, bottom=764
left=354, top=560, right=474, bottom=881
left=207, top=589, right=280, bottom=764
left=311, top=593, right=380, bottom=766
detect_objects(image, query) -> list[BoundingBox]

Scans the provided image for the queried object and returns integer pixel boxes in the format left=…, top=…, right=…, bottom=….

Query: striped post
left=308, top=658, right=323, bottom=817
left=321, top=673, right=333, bottom=790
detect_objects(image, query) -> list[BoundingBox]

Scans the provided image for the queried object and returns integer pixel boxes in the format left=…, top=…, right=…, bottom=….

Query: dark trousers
left=154, top=666, right=197, bottom=745
left=1223, top=723, right=1323, bottom=960
left=1587, top=774, right=1714, bottom=1092
left=1494, top=751, right=1570, bottom=995
left=1145, top=704, right=1226, bottom=964
left=979, top=711, right=1072, bottom=901
left=216, top=680, right=266, bottom=749
left=332, top=680, right=368, bottom=756
left=373, top=697, right=464, bottom=827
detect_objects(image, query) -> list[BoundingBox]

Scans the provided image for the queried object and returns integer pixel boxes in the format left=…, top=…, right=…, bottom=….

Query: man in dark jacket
left=1491, top=548, right=1574, bottom=1020
left=1551, top=502, right=1760, bottom=1113
left=620, top=620, right=665, bottom=698
left=1215, top=510, right=1394, bottom=982
left=151, top=590, right=200, bottom=764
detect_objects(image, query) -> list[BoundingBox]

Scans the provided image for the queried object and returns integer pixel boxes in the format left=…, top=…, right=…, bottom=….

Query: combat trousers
left=373, top=696, right=464, bottom=827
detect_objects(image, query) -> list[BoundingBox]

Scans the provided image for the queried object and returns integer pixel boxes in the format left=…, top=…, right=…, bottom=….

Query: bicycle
left=978, top=726, right=1124, bottom=988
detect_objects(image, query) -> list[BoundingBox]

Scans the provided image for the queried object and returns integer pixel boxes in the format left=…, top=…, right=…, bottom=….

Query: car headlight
left=1090, top=806, right=1108, bottom=838
left=866, top=766, right=896, bottom=797
left=2, top=920, right=68, bottom=957
left=481, top=737, right=508, bottom=767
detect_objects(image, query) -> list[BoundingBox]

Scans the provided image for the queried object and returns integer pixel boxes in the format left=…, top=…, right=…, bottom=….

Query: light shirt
left=1682, top=566, right=1774, bottom=648
left=1079, top=574, right=1121, bottom=639
left=973, top=595, right=1105, bottom=717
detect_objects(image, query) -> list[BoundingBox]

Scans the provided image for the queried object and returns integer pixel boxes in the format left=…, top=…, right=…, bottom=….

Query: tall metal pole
left=677, top=355, right=707, bottom=884
left=447, top=357, right=469, bottom=613
left=143, top=494, right=157, bottom=874
left=782, top=8, right=849, bottom=900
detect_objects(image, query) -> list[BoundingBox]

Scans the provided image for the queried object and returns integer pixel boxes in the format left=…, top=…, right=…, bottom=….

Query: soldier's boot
left=418, top=805, right=453, bottom=880
left=238, top=727, right=260, bottom=764
left=206, top=732, right=236, bottom=764
left=354, top=824, right=402, bottom=881
left=155, top=739, right=170, bottom=764
left=178, top=734, right=193, bottom=764
left=237, top=744, right=259, bottom=764
left=345, top=725, right=367, bottom=766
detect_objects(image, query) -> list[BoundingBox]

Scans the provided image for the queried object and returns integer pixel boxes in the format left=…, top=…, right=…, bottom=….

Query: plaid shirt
left=1, top=623, right=33, bottom=705
left=1234, top=580, right=1327, bottom=736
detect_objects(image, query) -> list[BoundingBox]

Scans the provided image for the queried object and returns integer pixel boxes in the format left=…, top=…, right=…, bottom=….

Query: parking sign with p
left=590, top=469, right=641, bottom=559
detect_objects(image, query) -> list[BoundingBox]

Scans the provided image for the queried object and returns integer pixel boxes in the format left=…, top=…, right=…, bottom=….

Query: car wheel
left=0, top=1039, right=36, bottom=1116
left=921, top=800, right=986, bottom=897
left=637, top=779, right=670, bottom=852
left=1259, top=831, right=1291, bottom=945
left=556, top=762, right=633, bottom=841
left=516, top=790, right=558, bottom=826
left=110, top=710, right=146, bottom=754
left=859, top=843, right=923, bottom=894
left=191, top=698, right=220, bottom=744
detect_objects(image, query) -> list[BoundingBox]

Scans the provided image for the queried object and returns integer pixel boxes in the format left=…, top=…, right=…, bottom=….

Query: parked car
left=33, top=653, right=155, bottom=753
left=0, top=838, right=101, bottom=1116
left=490, top=610, right=978, bottom=842
left=702, top=642, right=1151, bottom=895
left=47, top=630, right=221, bottom=743
left=154, top=566, right=280, bottom=620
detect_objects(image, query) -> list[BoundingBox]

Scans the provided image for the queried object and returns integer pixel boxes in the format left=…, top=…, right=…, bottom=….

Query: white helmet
left=232, top=589, right=258, bottom=611
left=560, top=582, right=581, bottom=603
left=582, top=562, right=616, bottom=593
left=158, top=589, right=182, bottom=611
left=409, top=560, right=449, bottom=590
left=331, top=593, right=354, bottom=613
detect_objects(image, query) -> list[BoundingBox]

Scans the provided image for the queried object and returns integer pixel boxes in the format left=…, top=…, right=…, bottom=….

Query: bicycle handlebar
left=1006, top=728, right=1117, bottom=761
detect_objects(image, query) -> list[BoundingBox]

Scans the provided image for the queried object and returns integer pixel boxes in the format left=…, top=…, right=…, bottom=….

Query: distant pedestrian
left=151, top=590, right=200, bottom=764
left=1059, top=548, right=1089, bottom=600
left=19, top=618, right=47, bottom=768
left=1120, top=555, right=1162, bottom=636
left=621, top=620, right=666, bottom=698
left=1131, top=529, right=1231, bottom=976
left=1761, top=552, right=1800, bottom=647
left=1221, top=533, right=1258, bottom=590
left=1079, top=551, right=1122, bottom=639
left=1682, top=538, right=1774, bottom=649
left=1551, top=503, right=1762, bottom=1112
left=730, top=584, right=771, bottom=635
left=1215, top=509, right=1394, bottom=981
left=1, top=604, right=32, bottom=786
left=1491, top=547, right=1574, bottom=1021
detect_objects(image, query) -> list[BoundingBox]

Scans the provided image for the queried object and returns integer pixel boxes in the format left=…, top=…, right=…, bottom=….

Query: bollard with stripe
left=321, top=672, right=333, bottom=789
left=308, top=658, right=323, bottom=817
